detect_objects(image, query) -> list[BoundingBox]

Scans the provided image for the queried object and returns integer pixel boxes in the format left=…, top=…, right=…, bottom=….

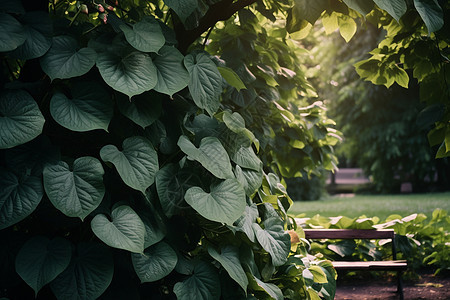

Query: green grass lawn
left=288, top=192, right=450, bottom=220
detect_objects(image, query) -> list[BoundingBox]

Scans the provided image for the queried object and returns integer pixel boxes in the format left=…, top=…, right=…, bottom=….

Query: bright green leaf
left=43, top=157, right=105, bottom=220
left=50, top=82, right=113, bottom=132
left=91, top=205, right=146, bottom=253
left=338, top=16, right=357, bottom=42
left=413, top=0, right=444, bottom=34
left=131, top=241, right=177, bottom=282
left=173, top=261, right=221, bottom=300
left=0, top=13, right=25, bottom=52
left=96, top=50, right=157, bottom=98
left=184, top=52, right=222, bottom=116
left=217, top=67, right=246, bottom=91
left=0, top=169, right=43, bottom=230
left=184, top=179, right=246, bottom=225
left=0, top=89, right=45, bottom=149
left=177, top=135, right=234, bottom=179
left=120, top=16, right=165, bottom=53
left=50, top=242, right=113, bottom=300
left=9, top=12, right=52, bottom=60
left=100, top=136, right=159, bottom=193
left=15, top=236, right=71, bottom=295
left=308, top=265, right=328, bottom=284
left=373, top=0, right=407, bottom=22
left=208, top=246, right=248, bottom=292
left=153, top=46, right=189, bottom=96
left=40, top=36, right=97, bottom=80
left=252, top=217, right=291, bottom=266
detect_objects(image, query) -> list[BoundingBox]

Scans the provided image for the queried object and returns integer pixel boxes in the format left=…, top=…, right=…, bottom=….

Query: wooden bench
left=303, top=229, right=407, bottom=299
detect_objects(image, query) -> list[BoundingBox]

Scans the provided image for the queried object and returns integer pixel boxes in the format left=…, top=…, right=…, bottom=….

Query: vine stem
left=69, top=8, right=81, bottom=26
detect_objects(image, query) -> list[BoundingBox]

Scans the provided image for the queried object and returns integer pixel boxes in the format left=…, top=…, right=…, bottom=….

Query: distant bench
left=303, top=229, right=407, bottom=300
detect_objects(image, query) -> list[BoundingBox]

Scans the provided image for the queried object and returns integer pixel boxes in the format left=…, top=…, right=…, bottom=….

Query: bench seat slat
left=303, top=229, right=395, bottom=239
left=331, top=260, right=408, bottom=270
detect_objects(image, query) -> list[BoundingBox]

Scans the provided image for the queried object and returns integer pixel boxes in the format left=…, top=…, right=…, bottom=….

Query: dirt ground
left=335, top=272, right=450, bottom=300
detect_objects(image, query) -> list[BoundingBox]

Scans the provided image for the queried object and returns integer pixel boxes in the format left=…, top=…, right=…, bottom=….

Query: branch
left=176, top=0, right=258, bottom=54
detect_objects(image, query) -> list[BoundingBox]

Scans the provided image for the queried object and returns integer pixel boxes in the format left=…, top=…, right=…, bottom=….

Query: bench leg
left=397, top=271, right=404, bottom=300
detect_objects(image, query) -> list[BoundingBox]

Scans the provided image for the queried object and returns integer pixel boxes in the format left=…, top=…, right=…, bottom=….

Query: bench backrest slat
left=303, top=229, right=395, bottom=240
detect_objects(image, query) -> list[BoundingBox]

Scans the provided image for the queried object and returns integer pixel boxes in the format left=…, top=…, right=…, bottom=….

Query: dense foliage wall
left=0, top=0, right=447, bottom=299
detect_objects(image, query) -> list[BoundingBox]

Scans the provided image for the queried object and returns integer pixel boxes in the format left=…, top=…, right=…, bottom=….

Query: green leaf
left=120, top=16, right=165, bottom=53
left=9, top=12, right=52, bottom=60
left=100, top=136, right=159, bottom=193
left=40, top=36, right=97, bottom=80
left=252, top=217, right=291, bottom=266
left=91, top=205, right=146, bottom=253
left=184, top=179, right=246, bottom=225
left=234, top=165, right=263, bottom=197
left=338, top=16, right=357, bottom=42
left=177, top=135, right=234, bottom=179
left=156, top=164, right=198, bottom=218
left=131, top=241, right=177, bottom=282
left=153, top=46, right=189, bottom=96
left=232, top=146, right=261, bottom=171
left=0, top=90, right=45, bottom=149
left=233, top=203, right=259, bottom=242
left=308, top=265, right=328, bottom=284
left=217, top=67, right=246, bottom=91
left=184, top=52, right=222, bottom=116
left=50, top=82, right=113, bottom=132
left=222, top=111, right=259, bottom=150
left=0, top=169, right=43, bottom=230
left=413, top=0, right=444, bottom=34
left=389, top=65, right=409, bottom=88
left=163, top=0, right=198, bottom=23
left=117, top=92, right=162, bottom=129
left=15, top=236, right=72, bottom=295
left=0, top=13, right=25, bottom=52
left=96, top=50, right=157, bottom=98
left=373, top=0, right=407, bottom=22
left=248, top=274, right=283, bottom=300
left=343, top=0, right=374, bottom=16
left=290, top=0, right=328, bottom=25
left=173, top=261, right=221, bottom=300
left=50, top=242, right=113, bottom=300
left=43, top=157, right=105, bottom=220
left=208, top=246, right=248, bottom=292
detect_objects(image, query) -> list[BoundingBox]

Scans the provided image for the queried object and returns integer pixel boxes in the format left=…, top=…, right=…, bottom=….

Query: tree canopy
left=0, top=0, right=448, bottom=299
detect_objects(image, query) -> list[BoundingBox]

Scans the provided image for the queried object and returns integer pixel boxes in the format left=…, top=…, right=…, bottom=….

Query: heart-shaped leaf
left=50, top=242, right=113, bottom=300
left=100, top=136, right=159, bottom=193
left=173, top=261, right=221, bottom=300
left=413, top=0, right=444, bottom=34
left=208, top=246, right=248, bottom=293
left=217, top=67, right=246, bottom=91
left=116, top=92, right=162, bottom=129
left=96, top=50, right=157, bottom=98
left=184, top=52, right=222, bottom=116
left=234, top=165, right=263, bottom=197
left=156, top=164, right=189, bottom=217
left=0, top=13, right=25, bottom=52
left=43, top=157, right=105, bottom=220
left=9, top=11, right=52, bottom=59
left=233, top=203, right=259, bottom=242
left=373, top=0, right=407, bottom=22
left=153, top=45, right=189, bottom=96
left=91, top=205, right=146, bottom=253
left=131, top=241, right=177, bottom=282
left=184, top=179, right=245, bottom=225
left=50, top=82, right=113, bottom=132
left=0, top=89, right=45, bottom=149
left=0, top=169, right=43, bottom=230
left=15, top=236, right=72, bottom=295
left=40, top=36, right=97, bottom=80
left=232, top=146, right=261, bottom=171
left=252, top=217, right=291, bottom=266
left=177, top=135, right=234, bottom=179
left=163, top=0, right=198, bottom=23
left=120, top=16, right=165, bottom=53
